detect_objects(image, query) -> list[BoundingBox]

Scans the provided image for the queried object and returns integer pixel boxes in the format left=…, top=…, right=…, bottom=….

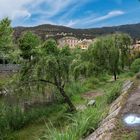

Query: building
left=58, top=37, right=79, bottom=49
left=133, top=40, right=140, bottom=52
left=58, top=37, right=93, bottom=49
left=77, top=39, right=93, bottom=49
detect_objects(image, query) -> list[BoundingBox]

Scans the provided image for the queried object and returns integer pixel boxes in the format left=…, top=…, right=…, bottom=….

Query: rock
left=87, top=100, right=96, bottom=106
left=76, top=105, right=87, bottom=111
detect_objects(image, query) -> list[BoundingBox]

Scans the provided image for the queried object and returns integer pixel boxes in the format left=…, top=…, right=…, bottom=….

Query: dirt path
left=121, top=81, right=140, bottom=115
left=116, top=80, right=140, bottom=140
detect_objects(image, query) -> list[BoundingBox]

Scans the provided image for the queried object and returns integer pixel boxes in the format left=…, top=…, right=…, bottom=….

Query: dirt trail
left=118, top=80, right=140, bottom=139
left=120, top=81, right=140, bottom=115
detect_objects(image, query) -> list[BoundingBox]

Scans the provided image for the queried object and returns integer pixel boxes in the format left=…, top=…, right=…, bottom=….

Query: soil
left=82, top=91, right=103, bottom=99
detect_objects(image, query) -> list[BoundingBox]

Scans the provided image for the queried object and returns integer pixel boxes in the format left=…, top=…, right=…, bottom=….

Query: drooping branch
left=17, top=79, right=56, bottom=87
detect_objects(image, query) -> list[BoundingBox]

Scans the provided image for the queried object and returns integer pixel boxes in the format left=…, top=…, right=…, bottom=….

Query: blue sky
left=0, top=0, right=140, bottom=28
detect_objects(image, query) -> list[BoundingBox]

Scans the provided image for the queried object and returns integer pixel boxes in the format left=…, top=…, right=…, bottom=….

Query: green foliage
left=0, top=102, right=64, bottom=139
left=131, top=58, right=140, bottom=73
left=19, top=31, right=41, bottom=60
left=42, top=39, right=58, bottom=55
left=72, top=33, right=132, bottom=81
left=106, top=82, right=122, bottom=104
left=41, top=107, right=105, bottom=140
left=113, top=33, right=132, bottom=69
left=0, top=18, right=14, bottom=61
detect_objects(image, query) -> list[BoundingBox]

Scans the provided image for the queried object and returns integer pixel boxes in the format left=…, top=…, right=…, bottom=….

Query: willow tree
left=88, top=35, right=120, bottom=80
left=0, top=18, right=13, bottom=64
left=33, top=39, right=76, bottom=111
left=108, top=36, right=120, bottom=80
left=114, top=33, right=132, bottom=69
left=18, top=39, right=76, bottom=111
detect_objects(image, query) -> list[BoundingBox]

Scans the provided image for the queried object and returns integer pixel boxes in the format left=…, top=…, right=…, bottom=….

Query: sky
left=0, top=0, right=140, bottom=28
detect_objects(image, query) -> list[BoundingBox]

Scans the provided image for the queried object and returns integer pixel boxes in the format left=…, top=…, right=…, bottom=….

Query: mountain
left=14, top=23, right=140, bottom=40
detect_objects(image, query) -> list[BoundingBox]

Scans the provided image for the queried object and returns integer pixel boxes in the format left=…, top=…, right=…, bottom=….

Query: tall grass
left=106, top=81, right=122, bottom=104
left=41, top=99, right=107, bottom=140
left=0, top=102, right=65, bottom=140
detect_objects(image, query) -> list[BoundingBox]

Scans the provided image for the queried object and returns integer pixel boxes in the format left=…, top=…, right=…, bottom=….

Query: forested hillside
left=14, top=23, right=140, bottom=40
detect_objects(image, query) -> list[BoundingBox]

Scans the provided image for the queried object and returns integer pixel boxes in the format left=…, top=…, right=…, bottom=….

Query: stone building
left=77, top=39, right=93, bottom=49
left=133, top=40, right=140, bottom=52
left=58, top=37, right=93, bottom=49
left=58, top=37, right=79, bottom=49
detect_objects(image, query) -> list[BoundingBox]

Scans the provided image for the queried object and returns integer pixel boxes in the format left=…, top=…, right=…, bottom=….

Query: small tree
left=19, top=31, right=41, bottom=61
left=0, top=18, right=13, bottom=63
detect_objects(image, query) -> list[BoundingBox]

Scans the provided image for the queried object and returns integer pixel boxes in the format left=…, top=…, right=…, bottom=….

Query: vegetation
left=73, top=34, right=132, bottom=81
left=0, top=17, right=139, bottom=140
left=131, top=58, right=140, bottom=73
left=14, top=22, right=140, bottom=41
left=0, top=18, right=14, bottom=64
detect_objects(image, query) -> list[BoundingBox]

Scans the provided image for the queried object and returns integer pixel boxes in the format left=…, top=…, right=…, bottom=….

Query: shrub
left=131, top=58, right=140, bottom=73
left=106, top=82, right=122, bottom=104
left=84, top=77, right=100, bottom=89
left=66, top=82, right=88, bottom=96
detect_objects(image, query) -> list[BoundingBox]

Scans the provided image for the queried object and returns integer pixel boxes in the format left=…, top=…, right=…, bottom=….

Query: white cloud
left=0, top=0, right=83, bottom=23
left=65, top=10, right=125, bottom=28
left=0, top=0, right=125, bottom=28
left=0, top=0, right=34, bottom=20
left=63, top=20, right=78, bottom=27
left=86, top=10, right=125, bottom=24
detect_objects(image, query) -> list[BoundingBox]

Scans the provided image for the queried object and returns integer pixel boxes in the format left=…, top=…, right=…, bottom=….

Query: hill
left=14, top=23, right=140, bottom=40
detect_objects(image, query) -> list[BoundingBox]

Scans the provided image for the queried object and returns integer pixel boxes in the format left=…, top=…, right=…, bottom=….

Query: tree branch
left=17, top=79, right=56, bottom=87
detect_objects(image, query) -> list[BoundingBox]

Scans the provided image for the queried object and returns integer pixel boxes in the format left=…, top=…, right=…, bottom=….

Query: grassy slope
left=9, top=72, right=134, bottom=140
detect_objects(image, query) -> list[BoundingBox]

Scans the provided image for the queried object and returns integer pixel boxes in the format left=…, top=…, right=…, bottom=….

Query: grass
left=2, top=103, right=66, bottom=140
left=41, top=104, right=107, bottom=140
left=39, top=73, right=130, bottom=140
left=1, top=71, right=134, bottom=140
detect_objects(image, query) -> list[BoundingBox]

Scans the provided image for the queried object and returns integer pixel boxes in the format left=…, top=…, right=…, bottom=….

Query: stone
left=87, top=100, right=96, bottom=106
left=76, top=105, right=87, bottom=111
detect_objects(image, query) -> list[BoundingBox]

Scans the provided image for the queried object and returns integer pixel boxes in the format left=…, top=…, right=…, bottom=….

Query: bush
left=131, top=58, right=140, bottom=73
left=66, top=82, right=88, bottom=96
left=106, top=82, right=122, bottom=104
left=84, top=77, right=100, bottom=89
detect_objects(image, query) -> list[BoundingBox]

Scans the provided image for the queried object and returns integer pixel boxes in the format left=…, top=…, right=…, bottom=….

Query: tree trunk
left=114, top=71, right=117, bottom=81
left=59, top=87, right=76, bottom=112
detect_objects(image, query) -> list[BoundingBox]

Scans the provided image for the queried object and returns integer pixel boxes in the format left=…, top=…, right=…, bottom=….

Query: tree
left=131, top=58, right=140, bottom=73
left=36, top=40, right=76, bottom=111
left=19, top=39, right=76, bottom=111
left=19, top=31, right=41, bottom=61
left=114, top=33, right=132, bottom=69
left=88, top=35, right=120, bottom=80
left=0, top=18, right=13, bottom=64
left=108, top=37, right=120, bottom=80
